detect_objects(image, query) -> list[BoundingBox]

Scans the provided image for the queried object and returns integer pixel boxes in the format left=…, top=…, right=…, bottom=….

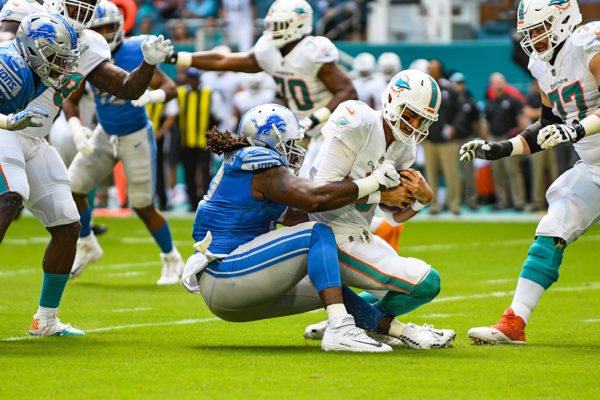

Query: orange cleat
left=468, top=308, right=526, bottom=345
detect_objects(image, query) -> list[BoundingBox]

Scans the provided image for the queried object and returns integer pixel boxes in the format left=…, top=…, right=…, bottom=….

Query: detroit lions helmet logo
left=252, top=114, right=287, bottom=140
left=391, top=75, right=411, bottom=93
left=25, top=23, right=57, bottom=43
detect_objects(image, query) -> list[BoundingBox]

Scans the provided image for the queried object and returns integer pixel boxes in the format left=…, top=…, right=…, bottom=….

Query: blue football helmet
left=238, top=103, right=306, bottom=170
left=90, top=0, right=124, bottom=51
left=15, top=13, right=80, bottom=89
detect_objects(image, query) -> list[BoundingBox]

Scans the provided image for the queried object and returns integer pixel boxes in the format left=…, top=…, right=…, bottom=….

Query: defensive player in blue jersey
left=0, top=12, right=78, bottom=130
left=181, top=103, right=435, bottom=352
left=65, top=1, right=183, bottom=284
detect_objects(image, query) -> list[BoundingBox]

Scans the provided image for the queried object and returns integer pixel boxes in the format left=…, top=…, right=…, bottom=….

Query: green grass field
left=1, top=215, right=599, bottom=399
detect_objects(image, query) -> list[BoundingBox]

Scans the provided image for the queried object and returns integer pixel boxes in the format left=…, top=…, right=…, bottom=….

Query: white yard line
left=0, top=261, right=161, bottom=278
left=581, top=319, right=600, bottom=323
left=110, top=307, right=154, bottom=313
left=485, top=279, right=515, bottom=284
left=2, top=317, right=220, bottom=341
left=105, top=272, right=146, bottom=278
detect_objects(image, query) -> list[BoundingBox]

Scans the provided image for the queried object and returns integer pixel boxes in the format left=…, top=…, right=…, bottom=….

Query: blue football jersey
left=192, top=146, right=288, bottom=255
left=92, top=36, right=150, bottom=135
left=0, top=41, right=46, bottom=114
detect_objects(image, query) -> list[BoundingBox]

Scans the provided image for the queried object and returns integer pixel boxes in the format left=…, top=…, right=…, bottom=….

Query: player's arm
left=62, top=83, right=95, bottom=155
left=86, top=60, right=155, bottom=100
left=165, top=50, right=263, bottom=73
left=251, top=162, right=399, bottom=213
left=299, top=63, right=357, bottom=132
left=382, top=169, right=433, bottom=224
left=131, top=67, right=177, bottom=107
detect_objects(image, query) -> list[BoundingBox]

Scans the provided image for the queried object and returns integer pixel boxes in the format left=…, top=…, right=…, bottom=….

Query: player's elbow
left=163, top=81, right=177, bottom=102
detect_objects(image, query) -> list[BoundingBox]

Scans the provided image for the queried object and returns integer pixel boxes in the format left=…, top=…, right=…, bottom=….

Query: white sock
left=510, top=277, right=546, bottom=325
left=326, top=303, right=348, bottom=320
left=388, top=319, right=406, bottom=337
left=35, top=306, right=57, bottom=318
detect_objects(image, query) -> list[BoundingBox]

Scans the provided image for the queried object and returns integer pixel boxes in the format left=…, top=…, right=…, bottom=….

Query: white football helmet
left=90, top=0, right=123, bottom=51
left=381, top=69, right=441, bottom=145
left=244, top=72, right=266, bottom=94
left=15, top=13, right=80, bottom=89
left=517, top=0, right=582, bottom=62
left=238, top=103, right=306, bottom=170
left=263, top=0, right=313, bottom=48
left=377, top=52, right=402, bottom=81
left=353, top=53, right=376, bottom=78
left=45, top=0, right=99, bottom=33
left=409, top=58, right=429, bottom=73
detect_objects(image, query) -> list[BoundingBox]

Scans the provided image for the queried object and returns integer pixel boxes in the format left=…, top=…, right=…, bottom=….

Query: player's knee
left=520, top=236, right=565, bottom=290
left=48, top=221, right=81, bottom=244
left=0, top=192, right=23, bottom=216
left=310, top=222, right=335, bottom=241
left=411, top=268, right=441, bottom=303
left=130, top=195, right=153, bottom=209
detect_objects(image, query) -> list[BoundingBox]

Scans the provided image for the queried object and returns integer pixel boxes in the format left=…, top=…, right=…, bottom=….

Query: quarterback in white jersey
left=0, top=0, right=172, bottom=337
left=461, top=0, right=600, bottom=345
left=303, top=70, right=456, bottom=349
left=163, top=0, right=357, bottom=175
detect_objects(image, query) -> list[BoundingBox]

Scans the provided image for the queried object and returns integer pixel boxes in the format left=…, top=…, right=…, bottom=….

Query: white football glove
left=141, top=35, right=173, bottom=65
left=0, top=106, right=48, bottom=130
left=131, top=89, right=167, bottom=107
left=372, top=160, right=401, bottom=189
left=298, top=116, right=316, bottom=133
left=537, top=122, right=585, bottom=149
left=68, top=117, right=94, bottom=156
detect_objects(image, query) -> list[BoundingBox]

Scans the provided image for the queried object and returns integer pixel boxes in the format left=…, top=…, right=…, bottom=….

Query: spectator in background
left=139, top=16, right=159, bottom=35
left=450, top=72, right=480, bottom=211
left=482, top=72, right=526, bottom=211
left=175, top=67, right=226, bottom=212
left=171, top=21, right=193, bottom=43
left=185, top=0, right=218, bottom=18
left=423, top=59, right=461, bottom=215
left=523, top=80, right=557, bottom=211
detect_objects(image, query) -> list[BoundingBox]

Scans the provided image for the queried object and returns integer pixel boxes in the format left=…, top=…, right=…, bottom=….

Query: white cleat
left=368, top=332, right=405, bottom=347
left=399, top=323, right=456, bottom=349
left=157, top=248, right=184, bottom=285
left=304, top=320, right=328, bottom=340
left=70, top=232, right=103, bottom=278
left=29, top=314, right=85, bottom=337
left=321, top=314, right=392, bottom=353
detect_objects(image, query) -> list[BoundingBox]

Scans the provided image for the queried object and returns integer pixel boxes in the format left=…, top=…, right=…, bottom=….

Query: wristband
left=366, top=191, right=381, bottom=204
left=176, top=52, right=193, bottom=67
left=312, top=107, right=332, bottom=124
left=0, top=114, right=8, bottom=129
left=411, top=200, right=427, bottom=212
left=509, top=136, right=524, bottom=155
left=353, top=175, right=379, bottom=199
left=579, top=114, right=600, bottom=137
left=147, top=89, right=167, bottom=103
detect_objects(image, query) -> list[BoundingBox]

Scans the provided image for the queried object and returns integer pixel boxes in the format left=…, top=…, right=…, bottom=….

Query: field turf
left=1, top=215, right=599, bottom=399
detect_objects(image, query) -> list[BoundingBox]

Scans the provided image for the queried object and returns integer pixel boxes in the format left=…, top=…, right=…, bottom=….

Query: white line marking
left=435, top=282, right=600, bottom=303
left=0, top=261, right=161, bottom=278
left=418, top=313, right=460, bottom=318
left=3, top=236, right=50, bottom=245
left=105, top=272, right=145, bottom=278
left=581, top=319, right=600, bottom=323
left=110, top=307, right=154, bottom=313
left=485, top=279, right=515, bottom=284
left=2, top=317, right=220, bottom=341
left=121, top=237, right=189, bottom=247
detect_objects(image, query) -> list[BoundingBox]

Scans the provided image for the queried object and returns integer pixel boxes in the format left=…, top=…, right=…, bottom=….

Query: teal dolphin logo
left=294, top=7, right=307, bottom=17
left=392, top=76, right=411, bottom=92
left=333, top=117, right=350, bottom=127
left=548, top=0, right=570, bottom=6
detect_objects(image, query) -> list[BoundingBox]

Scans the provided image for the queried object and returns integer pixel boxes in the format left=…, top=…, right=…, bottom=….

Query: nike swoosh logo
left=134, top=142, right=142, bottom=148
left=491, top=331, right=499, bottom=335
left=353, top=340, right=382, bottom=347
left=345, top=106, right=355, bottom=115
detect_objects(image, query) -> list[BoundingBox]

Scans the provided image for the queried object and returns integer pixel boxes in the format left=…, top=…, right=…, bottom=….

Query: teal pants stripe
left=374, top=268, right=441, bottom=316
left=0, top=162, right=9, bottom=195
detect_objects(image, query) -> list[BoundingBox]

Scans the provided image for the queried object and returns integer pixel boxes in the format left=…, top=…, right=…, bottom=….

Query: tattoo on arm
left=87, top=60, right=155, bottom=100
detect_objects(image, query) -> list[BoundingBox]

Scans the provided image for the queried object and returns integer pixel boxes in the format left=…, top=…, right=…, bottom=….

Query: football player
left=65, top=0, right=183, bottom=284
left=163, top=0, right=357, bottom=179
left=183, top=103, right=426, bottom=352
left=0, top=0, right=172, bottom=336
left=302, top=70, right=456, bottom=349
left=461, top=0, right=600, bottom=344
left=351, top=52, right=379, bottom=108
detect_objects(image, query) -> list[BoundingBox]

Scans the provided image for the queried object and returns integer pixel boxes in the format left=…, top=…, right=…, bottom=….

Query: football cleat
left=468, top=308, right=526, bottom=345
left=304, top=320, right=328, bottom=340
left=29, top=314, right=85, bottom=337
left=368, top=332, right=405, bottom=347
left=321, top=314, right=392, bottom=353
left=398, top=323, right=456, bottom=349
left=71, top=232, right=103, bottom=278
left=157, top=248, right=184, bottom=285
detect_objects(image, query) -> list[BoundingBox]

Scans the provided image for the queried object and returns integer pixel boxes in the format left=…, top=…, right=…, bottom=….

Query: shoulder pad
left=303, top=36, right=338, bottom=64
left=321, top=100, right=374, bottom=153
left=0, top=0, right=44, bottom=22
left=231, top=146, right=286, bottom=171
left=571, top=22, right=600, bottom=65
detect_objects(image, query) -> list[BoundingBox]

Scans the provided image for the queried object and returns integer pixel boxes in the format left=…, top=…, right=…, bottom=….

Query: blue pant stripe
left=205, top=247, right=309, bottom=278
left=220, top=230, right=312, bottom=263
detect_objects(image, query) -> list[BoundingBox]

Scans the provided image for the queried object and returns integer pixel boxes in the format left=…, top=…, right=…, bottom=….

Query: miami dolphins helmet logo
left=548, top=0, right=570, bottom=7
left=294, top=6, right=308, bottom=18
left=390, top=74, right=411, bottom=94
left=25, top=23, right=57, bottom=43
left=252, top=114, right=287, bottom=141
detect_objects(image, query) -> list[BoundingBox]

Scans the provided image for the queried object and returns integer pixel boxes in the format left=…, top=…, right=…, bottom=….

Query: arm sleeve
left=313, top=136, right=356, bottom=183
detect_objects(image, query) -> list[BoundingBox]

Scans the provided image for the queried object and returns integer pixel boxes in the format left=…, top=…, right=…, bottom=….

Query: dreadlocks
left=205, top=127, right=250, bottom=155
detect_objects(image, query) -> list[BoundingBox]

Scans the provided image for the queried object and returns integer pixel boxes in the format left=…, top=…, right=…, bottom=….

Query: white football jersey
left=0, top=0, right=111, bottom=138
left=309, top=100, right=416, bottom=235
left=529, top=21, right=600, bottom=164
left=253, top=35, right=338, bottom=120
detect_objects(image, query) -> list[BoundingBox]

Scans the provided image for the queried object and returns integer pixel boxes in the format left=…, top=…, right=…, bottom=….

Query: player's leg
left=0, top=131, right=29, bottom=244
left=423, top=141, right=441, bottom=213
left=121, top=125, right=184, bottom=284
left=69, top=127, right=115, bottom=277
left=198, top=222, right=391, bottom=352
left=21, top=139, right=84, bottom=336
left=469, top=162, right=600, bottom=344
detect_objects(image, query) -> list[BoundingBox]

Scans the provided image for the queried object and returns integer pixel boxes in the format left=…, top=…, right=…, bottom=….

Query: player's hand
left=372, top=160, right=401, bottom=189
left=1, top=106, right=48, bottom=130
left=298, top=116, right=315, bottom=134
left=459, top=140, right=504, bottom=163
left=131, top=91, right=151, bottom=107
left=380, top=185, right=415, bottom=209
left=400, top=168, right=432, bottom=204
left=72, top=125, right=95, bottom=156
left=537, top=122, right=585, bottom=149
left=142, top=35, right=173, bottom=65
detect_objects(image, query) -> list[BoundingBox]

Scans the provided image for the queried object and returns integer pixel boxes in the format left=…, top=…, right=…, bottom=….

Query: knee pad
left=520, top=236, right=565, bottom=290
left=411, top=268, right=441, bottom=303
